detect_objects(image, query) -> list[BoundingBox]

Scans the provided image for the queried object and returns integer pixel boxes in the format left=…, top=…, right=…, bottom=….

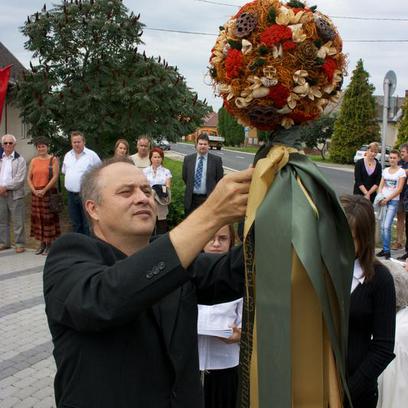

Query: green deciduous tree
left=217, top=106, right=244, bottom=146
left=395, top=97, right=408, bottom=147
left=14, top=0, right=210, bottom=156
left=299, top=114, right=336, bottom=159
left=329, top=59, right=380, bottom=163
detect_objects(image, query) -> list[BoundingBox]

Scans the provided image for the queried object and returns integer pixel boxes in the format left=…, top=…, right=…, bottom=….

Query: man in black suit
left=44, top=157, right=252, bottom=407
left=182, top=133, right=224, bottom=215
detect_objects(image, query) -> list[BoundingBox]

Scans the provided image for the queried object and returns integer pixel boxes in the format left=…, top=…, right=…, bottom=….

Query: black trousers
left=203, top=366, right=238, bottom=408
left=185, top=194, right=207, bottom=216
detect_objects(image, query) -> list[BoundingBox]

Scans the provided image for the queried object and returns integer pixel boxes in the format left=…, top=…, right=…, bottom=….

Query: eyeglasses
left=3, top=142, right=14, bottom=145
left=208, top=236, right=230, bottom=245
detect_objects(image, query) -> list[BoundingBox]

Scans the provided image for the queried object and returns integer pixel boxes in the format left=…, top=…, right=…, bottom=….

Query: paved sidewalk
left=0, top=249, right=55, bottom=408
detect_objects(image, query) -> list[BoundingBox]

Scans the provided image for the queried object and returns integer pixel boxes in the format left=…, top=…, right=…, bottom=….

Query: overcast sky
left=1, top=0, right=407, bottom=111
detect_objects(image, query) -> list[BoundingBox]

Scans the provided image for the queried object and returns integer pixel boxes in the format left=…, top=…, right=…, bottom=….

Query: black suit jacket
left=182, top=153, right=224, bottom=211
left=44, top=233, right=243, bottom=408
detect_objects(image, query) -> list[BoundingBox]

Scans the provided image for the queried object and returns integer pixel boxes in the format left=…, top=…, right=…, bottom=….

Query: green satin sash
left=239, top=146, right=354, bottom=407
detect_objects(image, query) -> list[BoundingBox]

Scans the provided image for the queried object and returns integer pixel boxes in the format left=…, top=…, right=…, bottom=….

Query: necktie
left=194, top=156, right=204, bottom=190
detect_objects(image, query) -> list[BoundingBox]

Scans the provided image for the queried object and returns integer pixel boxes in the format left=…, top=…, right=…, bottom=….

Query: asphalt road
left=171, top=143, right=354, bottom=197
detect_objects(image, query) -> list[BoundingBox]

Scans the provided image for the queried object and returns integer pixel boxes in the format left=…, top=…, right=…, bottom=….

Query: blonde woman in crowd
left=113, top=139, right=129, bottom=158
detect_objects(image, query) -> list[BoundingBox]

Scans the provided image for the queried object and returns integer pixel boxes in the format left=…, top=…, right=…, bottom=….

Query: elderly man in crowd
left=0, top=134, right=27, bottom=253
left=130, top=135, right=151, bottom=169
left=62, top=130, right=101, bottom=235
left=44, top=157, right=252, bottom=407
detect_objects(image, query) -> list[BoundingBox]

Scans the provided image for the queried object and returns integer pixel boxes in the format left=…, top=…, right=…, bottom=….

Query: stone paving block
left=33, top=396, right=55, bottom=408
left=14, top=396, right=40, bottom=408
left=13, top=375, right=38, bottom=390
left=0, top=384, right=18, bottom=398
left=0, top=376, right=16, bottom=389
left=32, top=385, right=53, bottom=400
left=12, top=385, right=38, bottom=400
left=0, top=397, right=21, bottom=408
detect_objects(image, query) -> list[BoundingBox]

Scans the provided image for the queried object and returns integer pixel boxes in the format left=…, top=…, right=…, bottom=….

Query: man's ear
left=84, top=200, right=99, bottom=222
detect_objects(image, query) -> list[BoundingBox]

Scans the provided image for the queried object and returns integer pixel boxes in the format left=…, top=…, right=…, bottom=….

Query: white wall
left=0, top=102, right=35, bottom=161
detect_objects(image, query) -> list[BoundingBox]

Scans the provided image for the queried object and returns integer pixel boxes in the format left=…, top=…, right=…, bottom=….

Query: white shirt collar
left=351, top=259, right=365, bottom=293
left=2, top=151, right=15, bottom=159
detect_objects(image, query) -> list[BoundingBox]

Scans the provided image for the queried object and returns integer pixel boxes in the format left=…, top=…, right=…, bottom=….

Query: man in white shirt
left=0, top=134, right=27, bottom=253
left=130, top=135, right=151, bottom=169
left=62, top=131, right=101, bottom=235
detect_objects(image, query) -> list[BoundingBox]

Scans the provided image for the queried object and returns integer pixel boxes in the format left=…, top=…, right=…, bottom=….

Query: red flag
left=0, top=65, right=12, bottom=126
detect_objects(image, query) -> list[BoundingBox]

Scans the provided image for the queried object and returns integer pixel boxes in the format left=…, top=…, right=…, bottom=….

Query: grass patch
left=224, top=146, right=259, bottom=154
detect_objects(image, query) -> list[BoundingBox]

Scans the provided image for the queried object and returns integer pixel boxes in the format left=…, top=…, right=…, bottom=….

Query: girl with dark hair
left=340, top=194, right=396, bottom=408
left=198, top=225, right=242, bottom=408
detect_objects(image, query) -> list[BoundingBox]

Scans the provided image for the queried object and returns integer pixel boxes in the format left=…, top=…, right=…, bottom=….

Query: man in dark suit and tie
left=182, top=133, right=224, bottom=215
left=43, top=157, right=253, bottom=407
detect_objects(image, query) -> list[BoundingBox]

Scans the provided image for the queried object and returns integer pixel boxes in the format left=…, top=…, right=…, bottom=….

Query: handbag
left=48, top=157, right=64, bottom=214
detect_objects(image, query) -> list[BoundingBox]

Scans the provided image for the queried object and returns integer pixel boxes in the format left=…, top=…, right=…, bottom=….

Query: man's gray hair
left=2, top=134, right=17, bottom=144
left=80, top=157, right=135, bottom=210
left=137, top=135, right=151, bottom=145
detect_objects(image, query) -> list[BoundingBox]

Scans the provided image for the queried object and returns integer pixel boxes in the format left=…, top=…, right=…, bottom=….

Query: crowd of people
left=2, top=131, right=408, bottom=406
left=0, top=131, right=223, bottom=253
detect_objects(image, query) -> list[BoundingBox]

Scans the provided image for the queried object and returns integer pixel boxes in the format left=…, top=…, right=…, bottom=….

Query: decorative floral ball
left=209, top=0, right=346, bottom=130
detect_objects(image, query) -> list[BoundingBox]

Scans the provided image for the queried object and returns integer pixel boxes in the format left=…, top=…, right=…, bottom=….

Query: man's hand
left=201, top=167, right=253, bottom=226
left=0, top=186, right=7, bottom=196
left=169, top=167, right=253, bottom=269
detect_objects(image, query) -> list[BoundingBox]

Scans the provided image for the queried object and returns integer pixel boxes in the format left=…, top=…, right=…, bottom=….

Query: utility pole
left=381, top=71, right=397, bottom=167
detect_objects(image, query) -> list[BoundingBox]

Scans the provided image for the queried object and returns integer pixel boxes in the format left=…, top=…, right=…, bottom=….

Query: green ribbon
left=251, top=153, right=354, bottom=406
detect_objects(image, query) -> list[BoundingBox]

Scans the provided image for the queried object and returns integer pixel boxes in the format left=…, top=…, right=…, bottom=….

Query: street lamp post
left=381, top=71, right=397, bottom=167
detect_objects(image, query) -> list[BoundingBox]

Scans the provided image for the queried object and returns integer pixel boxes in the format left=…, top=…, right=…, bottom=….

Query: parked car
left=353, top=144, right=391, bottom=166
left=154, top=138, right=171, bottom=150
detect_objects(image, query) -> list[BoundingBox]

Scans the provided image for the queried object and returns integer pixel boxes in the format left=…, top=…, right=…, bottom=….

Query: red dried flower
left=289, top=111, right=318, bottom=124
left=283, top=40, right=297, bottom=51
left=225, top=49, right=243, bottom=80
left=322, top=57, right=337, bottom=82
left=260, top=25, right=292, bottom=47
left=268, top=84, right=290, bottom=108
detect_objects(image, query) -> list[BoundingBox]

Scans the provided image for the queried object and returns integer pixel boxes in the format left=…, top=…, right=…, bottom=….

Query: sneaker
left=0, top=245, right=10, bottom=251
left=397, top=253, right=408, bottom=261
left=391, top=242, right=404, bottom=250
left=15, top=247, right=25, bottom=254
left=384, top=252, right=391, bottom=260
left=376, top=250, right=386, bottom=257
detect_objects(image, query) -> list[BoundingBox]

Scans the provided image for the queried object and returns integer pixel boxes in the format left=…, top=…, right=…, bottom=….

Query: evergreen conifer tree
left=217, top=106, right=244, bottom=146
left=395, top=97, right=408, bottom=147
left=329, top=59, right=380, bottom=163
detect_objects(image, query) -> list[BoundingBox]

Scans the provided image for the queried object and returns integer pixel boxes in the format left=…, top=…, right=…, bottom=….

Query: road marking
left=236, top=156, right=246, bottom=159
